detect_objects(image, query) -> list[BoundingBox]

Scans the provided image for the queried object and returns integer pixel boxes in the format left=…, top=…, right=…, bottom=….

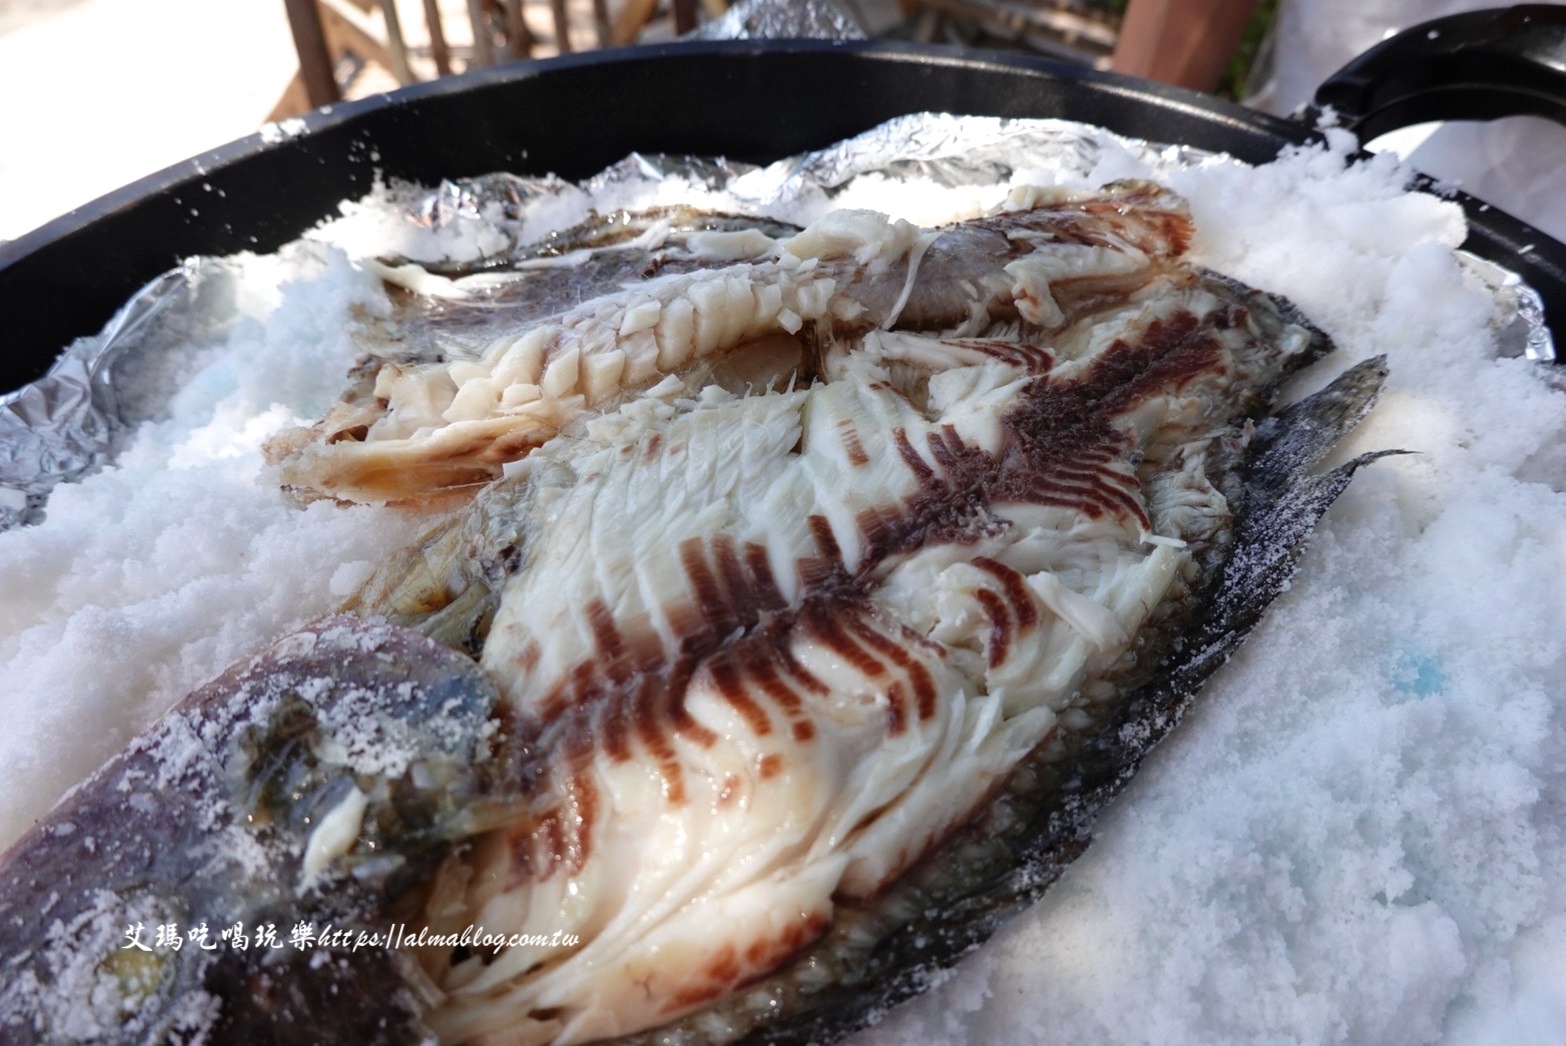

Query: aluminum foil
left=585, top=153, right=760, bottom=194
left=731, top=112, right=1216, bottom=208
left=403, top=115, right=1198, bottom=256
left=2, top=111, right=1557, bottom=532
left=0, top=260, right=236, bottom=530
left=1460, top=252, right=1557, bottom=363
left=411, top=172, right=573, bottom=232
left=764, top=112, right=1147, bottom=191
left=690, top=0, right=865, bottom=41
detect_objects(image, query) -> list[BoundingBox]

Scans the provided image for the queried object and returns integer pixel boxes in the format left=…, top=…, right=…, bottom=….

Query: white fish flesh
left=265, top=183, right=1193, bottom=504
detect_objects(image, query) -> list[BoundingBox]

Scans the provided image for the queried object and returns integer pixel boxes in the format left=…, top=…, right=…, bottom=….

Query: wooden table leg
left=282, top=0, right=341, bottom=108
left=467, top=0, right=494, bottom=65
left=591, top=0, right=611, bottom=47
left=549, top=0, right=572, bottom=53
left=421, top=0, right=452, bottom=75
left=376, top=0, right=414, bottom=83
left=502, top=0, right=533, bottom=57
left=672, top=0, right=698, bottom=35
left=611, top=0, right=657, bottom=44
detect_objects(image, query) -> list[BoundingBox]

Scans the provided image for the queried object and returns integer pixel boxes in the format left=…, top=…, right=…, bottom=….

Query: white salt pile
left=0, top=246, right=438, bottom=847
left=1, top=121, right=1563, bottom=1043
left=855, top=134, right=1566, bottom=1045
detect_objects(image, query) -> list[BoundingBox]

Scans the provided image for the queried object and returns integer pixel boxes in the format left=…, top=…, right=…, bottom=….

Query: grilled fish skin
left=0, top=618, right=507, bottom=1044
left=0, top=184, right=1386, bottom=1045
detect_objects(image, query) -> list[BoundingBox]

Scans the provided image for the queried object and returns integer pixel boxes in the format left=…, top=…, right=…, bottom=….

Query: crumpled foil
left=2, top=105, right=1557, bottom=530
left=729, top=112, right=1215, bottom=208
left=766, top=112, right=1132, bottom=191
left=411, top=172, right=573, bottom=231
left=586, top=153, right=760, bottom=194
left=408, top=114, right=1197, bottom=248
left=1, top=264, right=187, bottom=529
left=0, top=346, right=110, bottom=530
left=1459, top=253, right=1557, bottom=363
left=690, top=0, right=865, bottom=41
left=1, top=256, right=258, bottom=530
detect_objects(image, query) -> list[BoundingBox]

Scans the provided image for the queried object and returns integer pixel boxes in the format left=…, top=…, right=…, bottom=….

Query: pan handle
left=1308, top=4, right=1566, bottom=357
left=1310, top=5, right=1566, bottom=140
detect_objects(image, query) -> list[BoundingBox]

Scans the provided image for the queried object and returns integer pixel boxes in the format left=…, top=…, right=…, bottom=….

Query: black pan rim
left=0, top=38, right=1319, bottom=269
left=1, top=37, right=1560, bottom=392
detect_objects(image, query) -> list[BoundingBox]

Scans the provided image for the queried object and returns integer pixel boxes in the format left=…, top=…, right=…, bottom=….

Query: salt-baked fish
left=0, top=184, right=1387, bottom=1044
left=0, top=618, right=505, bottom=1043
left=265, top=182, right=1192, bottom=503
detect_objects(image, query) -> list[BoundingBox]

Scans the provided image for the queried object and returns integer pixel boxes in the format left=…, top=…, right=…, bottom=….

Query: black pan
left=2, top=4, right=1564, bottom=394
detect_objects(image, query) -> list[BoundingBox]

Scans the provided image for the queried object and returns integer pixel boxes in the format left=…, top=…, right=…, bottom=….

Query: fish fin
left=1089, top=356, right=1400, bottom=773
left=1245, top=355, right=1391, bottom=495
left=1197, top=267, right=1337, bottom=370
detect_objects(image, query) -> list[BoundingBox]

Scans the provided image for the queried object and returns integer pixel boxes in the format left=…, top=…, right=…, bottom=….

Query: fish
left=0, top=183, right=1389, bottom=1044
left=0, top=617, right=505, bottom=1043
left=264, top=182, right=1193, bottom=504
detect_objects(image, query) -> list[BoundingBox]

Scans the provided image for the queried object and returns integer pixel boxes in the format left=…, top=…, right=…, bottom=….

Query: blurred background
left=0, top=0, right=1268, bottom=244
left=3, top=0, right=1561, bottom=247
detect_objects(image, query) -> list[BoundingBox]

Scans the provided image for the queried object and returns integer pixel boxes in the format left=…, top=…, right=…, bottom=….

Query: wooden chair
left=279, top=0, right=412, bottom=113
left=278, top=0, right=721, bottom=119
left=610, top=0, right=712, bottom=46
left=280, top=0, right=541, bottom=114
left=465, top=0, right=536, bottom=67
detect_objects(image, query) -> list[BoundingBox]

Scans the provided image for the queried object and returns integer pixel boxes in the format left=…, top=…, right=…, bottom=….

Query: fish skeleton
left=264, top=182, right=1192, bottom=504
left=0, top=183, right=1388, bottom=1044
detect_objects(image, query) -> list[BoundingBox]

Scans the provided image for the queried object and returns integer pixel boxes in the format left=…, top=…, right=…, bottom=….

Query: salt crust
left=0, top=248, right=437, bottom=849
left=2, top=124, right=1564, bottom=1042
left=853, top=140, right=1566, bottom=1045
